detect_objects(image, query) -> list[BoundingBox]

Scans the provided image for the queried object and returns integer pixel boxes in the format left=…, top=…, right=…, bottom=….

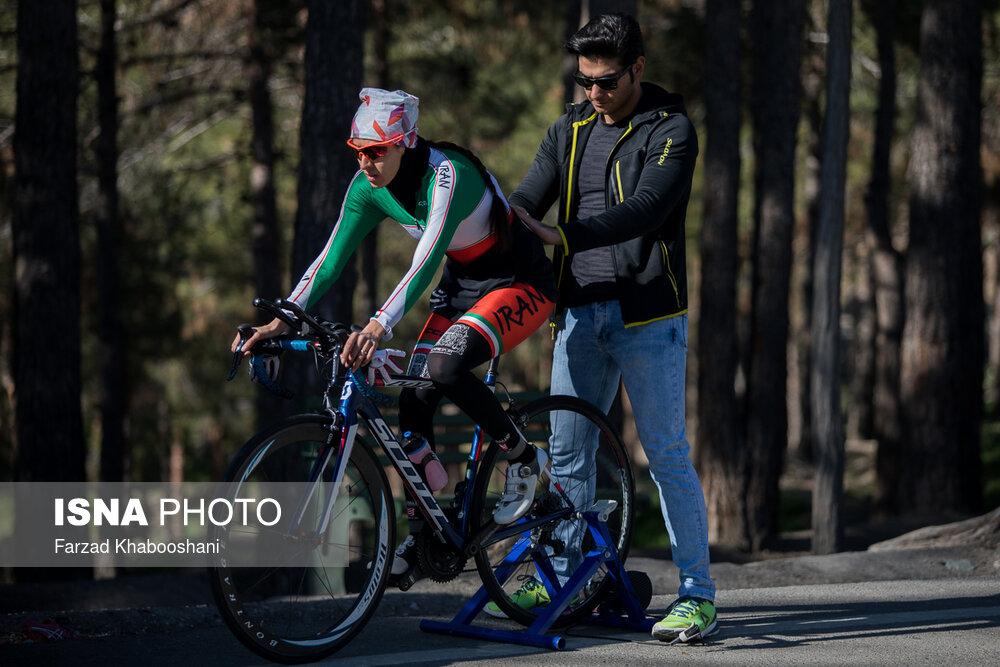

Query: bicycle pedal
left=395, top=566, right=423, bottom=591
left=668, top=624, right=702, bottom=645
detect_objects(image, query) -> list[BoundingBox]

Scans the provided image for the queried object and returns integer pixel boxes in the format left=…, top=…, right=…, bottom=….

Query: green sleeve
left=288, top=172, right=385, bottom=311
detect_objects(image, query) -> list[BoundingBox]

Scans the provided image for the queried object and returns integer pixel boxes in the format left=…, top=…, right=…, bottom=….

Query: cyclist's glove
left=366, top=349, right=405, bottom=386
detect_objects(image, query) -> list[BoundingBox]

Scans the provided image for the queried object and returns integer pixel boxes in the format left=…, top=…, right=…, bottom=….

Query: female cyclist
left=233, top=88, right=556, bottom=584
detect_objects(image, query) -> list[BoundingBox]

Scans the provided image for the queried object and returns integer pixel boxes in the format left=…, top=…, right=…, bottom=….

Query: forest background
left=3, top=0, right=1000, bottom=580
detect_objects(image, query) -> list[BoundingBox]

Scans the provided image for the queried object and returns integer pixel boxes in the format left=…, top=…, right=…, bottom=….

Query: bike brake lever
left=254, top=298, right=301, bottom=332
left=227, top=323, right=255, bottom=381
left=274, top=298, right=352, bottom=345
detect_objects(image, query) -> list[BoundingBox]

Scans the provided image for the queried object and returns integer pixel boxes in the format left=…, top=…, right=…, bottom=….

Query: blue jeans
left=549, top=301, right=715, bottom=602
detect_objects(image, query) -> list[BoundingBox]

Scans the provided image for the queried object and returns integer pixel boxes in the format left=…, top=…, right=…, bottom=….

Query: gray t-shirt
left=565, top=117, right=626, bottom=307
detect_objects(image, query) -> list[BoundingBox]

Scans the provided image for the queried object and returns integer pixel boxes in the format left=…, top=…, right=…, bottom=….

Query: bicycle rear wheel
left=471, top=395, right=634, bottom=627
left=209, top=415, right=394, bottom=664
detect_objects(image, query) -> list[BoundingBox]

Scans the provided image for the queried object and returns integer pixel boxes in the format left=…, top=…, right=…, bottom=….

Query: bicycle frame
left=280, top=347, right=573, bottom=558
left=234, top=290, right=577, bottom=560
left=326, top=356, right=504, bottom=551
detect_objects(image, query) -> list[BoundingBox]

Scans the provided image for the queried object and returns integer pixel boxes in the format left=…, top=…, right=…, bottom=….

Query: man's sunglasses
left=573, top=65, right=633, bottom=91
left=346, top=139, right=397, bottom=161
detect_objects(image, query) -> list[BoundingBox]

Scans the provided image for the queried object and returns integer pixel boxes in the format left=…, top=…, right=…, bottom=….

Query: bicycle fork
left=284, top=413, right=354, bottom=544
left=285, top=373, right=363, bottom=544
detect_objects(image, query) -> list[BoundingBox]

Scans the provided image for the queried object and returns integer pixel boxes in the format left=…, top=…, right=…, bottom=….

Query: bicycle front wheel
left=471, top=395, right=634, bottom=627
left=209, top=415, right=394, bottom=664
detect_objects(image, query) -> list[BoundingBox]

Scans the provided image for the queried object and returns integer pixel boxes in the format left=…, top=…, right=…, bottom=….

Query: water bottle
left=401, top=431, right=448, bottom=492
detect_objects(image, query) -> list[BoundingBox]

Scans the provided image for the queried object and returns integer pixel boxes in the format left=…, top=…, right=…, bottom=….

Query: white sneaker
left=493, top=448, right=548, bottom=525
left=391, top=534, right=417, bottom=576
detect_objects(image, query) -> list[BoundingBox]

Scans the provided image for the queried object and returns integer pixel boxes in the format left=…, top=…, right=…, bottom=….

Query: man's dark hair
left=565, top=13, right=644, bottom=66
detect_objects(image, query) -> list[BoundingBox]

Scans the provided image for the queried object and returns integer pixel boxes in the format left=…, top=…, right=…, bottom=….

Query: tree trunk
left=563, top=0, right=584, bottom=105
left=840, top=0, right=877, bottom=447
left=358, top=0, right=390, bottom=320
left=13, top=0, right=85, bottom=483
left=810, top=0, right=851, bottom=556
left=864, top=0, right=905, bottom=515
left=96, top=0, right=126, bottom=482
left=847, top=237, right=876, bottom=441
left=990, top=210, right=1000, bottom=417
left=745, top=0, right=806, bottom=552
left=901, top=0, right=983, bottom=514
left=696, top=0, right=747, bottom=550
left=248, top=0, right=283, bottom=431
left=14, top=0, right=86, bottom=581
left=288, top=0, right=366, bottom=406
left=792, top=0, right=826, bottom=464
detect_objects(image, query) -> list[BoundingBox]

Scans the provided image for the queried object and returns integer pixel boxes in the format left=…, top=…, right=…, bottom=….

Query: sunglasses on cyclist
left=346, top=138, right=398, bottom=161
left=573, top=65, right=633, bottom=91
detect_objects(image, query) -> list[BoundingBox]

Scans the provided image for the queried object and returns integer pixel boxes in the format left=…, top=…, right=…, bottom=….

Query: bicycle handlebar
left=253, top=297, right=353, bottom=346
left=227, top=298, right=360, bottom=399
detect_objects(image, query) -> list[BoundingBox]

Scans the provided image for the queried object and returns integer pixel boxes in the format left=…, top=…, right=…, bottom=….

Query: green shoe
left=483, top=575, right=551, bottom=618
left=651, top=597, right=718, bottom=643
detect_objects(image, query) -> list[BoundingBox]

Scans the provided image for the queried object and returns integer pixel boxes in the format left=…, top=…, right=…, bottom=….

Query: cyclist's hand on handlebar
left=340, top=319, right=386, bottom=371
left=231, top=317, right=291, bottom=355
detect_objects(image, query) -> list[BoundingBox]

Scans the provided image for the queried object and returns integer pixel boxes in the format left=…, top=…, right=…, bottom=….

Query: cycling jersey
left=289, top=142, right=553, bottom=336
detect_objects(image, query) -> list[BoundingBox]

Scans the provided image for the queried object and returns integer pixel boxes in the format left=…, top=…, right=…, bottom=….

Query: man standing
left=511, top=13, right=717, bottom=643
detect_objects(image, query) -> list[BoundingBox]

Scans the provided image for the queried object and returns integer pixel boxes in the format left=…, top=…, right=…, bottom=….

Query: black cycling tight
left=398, top=323, right=532, bottom=463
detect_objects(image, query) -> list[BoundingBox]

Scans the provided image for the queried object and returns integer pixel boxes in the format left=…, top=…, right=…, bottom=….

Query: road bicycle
left=209, top=298, right=634, bottom=664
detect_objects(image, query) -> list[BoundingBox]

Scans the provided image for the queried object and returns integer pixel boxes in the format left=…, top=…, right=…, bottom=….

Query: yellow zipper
left=660, top=239, right=680, bottom=304
left=565, top=114, right=597, bottom=226
left=615, top=160, right=624, bottom=203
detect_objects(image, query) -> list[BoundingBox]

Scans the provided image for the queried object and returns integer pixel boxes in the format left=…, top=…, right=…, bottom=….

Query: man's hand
left=513, top=205, right=561, bottom=246
left=341, top=319, right=387, bottom=371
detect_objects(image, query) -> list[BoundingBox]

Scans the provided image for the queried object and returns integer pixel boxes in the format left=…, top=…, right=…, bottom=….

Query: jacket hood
left=566, top=82, right=687, bottom=124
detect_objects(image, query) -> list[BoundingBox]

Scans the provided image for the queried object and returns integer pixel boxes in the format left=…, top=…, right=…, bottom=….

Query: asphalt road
left=3, top=574, right=999, bottom=666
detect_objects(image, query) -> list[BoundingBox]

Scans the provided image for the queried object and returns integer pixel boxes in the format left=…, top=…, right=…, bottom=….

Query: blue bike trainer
left=420, top=501, right=654, bottom=650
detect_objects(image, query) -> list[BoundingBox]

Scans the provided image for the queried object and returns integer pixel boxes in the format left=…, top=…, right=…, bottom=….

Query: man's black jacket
left=510, top=82, right=697, bottom=327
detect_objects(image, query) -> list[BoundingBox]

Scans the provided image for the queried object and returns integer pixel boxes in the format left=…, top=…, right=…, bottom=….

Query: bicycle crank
left=416, top=530, right=467, bottom=583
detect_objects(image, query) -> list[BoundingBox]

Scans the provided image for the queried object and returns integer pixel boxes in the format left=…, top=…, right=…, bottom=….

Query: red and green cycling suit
left=288, top=139, right=556, bottom=450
